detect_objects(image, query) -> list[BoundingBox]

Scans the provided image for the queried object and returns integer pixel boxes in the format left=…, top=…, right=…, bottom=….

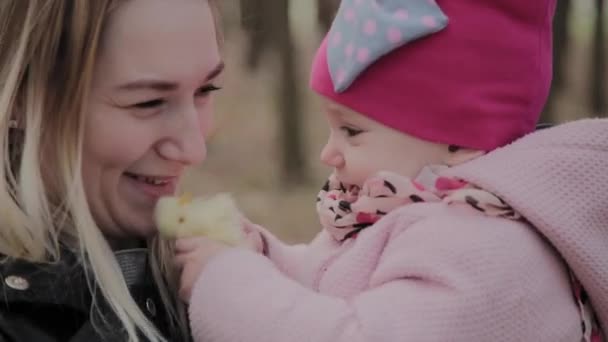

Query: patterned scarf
left=316, top=165, right=519, bottom=241
left=316, top=165, right=603, bottom=341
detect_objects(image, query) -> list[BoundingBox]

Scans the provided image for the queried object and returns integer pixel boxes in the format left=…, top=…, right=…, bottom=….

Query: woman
left=0, top=0, right=223, bottom=341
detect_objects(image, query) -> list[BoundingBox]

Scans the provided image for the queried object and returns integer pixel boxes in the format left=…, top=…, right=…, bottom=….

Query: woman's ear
left=444, top=146, right=485, bottom=166
left=10, top=97, right=25, bottom=129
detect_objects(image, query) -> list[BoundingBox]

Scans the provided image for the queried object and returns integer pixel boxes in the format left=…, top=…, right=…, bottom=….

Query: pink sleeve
left=252, top=224, right=332, bottom=280
left=254, top=224, right=309, bottom=273
left=188, top=217, right=578, bottom=342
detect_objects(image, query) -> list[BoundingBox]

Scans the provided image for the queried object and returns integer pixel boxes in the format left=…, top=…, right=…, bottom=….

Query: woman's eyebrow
left=115, top=61, right=225, bottom=92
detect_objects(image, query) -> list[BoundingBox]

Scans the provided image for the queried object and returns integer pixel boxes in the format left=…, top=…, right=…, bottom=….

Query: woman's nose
left=158, top=106, right=208, bottom=165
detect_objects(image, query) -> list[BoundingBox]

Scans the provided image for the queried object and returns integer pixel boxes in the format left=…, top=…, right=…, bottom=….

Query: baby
left=169, top=0, right=607, bottom=341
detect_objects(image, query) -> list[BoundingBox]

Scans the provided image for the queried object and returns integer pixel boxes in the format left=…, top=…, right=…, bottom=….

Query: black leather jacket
left=0, top=248, right=189, bottom=341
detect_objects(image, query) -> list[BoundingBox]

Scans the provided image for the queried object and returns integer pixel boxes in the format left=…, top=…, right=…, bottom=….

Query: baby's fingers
left=175, top=236, right=208, bottom=253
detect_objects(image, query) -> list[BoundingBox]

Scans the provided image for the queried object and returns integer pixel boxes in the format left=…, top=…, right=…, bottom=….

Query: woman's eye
left=340, top=126, right=363, bottom=137
left=132, top=99, right=165, bottom=109
left=196, top=84, right=222, bottom=97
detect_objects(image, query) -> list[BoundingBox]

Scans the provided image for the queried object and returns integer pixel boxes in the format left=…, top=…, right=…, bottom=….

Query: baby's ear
left=444, top=148, right=485, bottom=166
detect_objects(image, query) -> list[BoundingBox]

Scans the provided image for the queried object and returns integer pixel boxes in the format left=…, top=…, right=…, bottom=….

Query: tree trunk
left=590, top=0, right=606, bottom=116
left=317, top=0, right=340, bottom=34
left=240, top=0, right=271, bottom=71
left=541, top=0, right=572, bottom=123
left=553, top=0, right=572, bottom=90
left=269, top=0, right=309, bottom=186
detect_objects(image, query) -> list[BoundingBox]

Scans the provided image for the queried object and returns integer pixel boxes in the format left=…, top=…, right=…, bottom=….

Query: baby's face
left=319, top=99, right=450, bottom=187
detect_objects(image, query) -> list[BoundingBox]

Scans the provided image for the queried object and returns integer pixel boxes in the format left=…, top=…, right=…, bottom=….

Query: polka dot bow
left=327, top=0, right=448, bottom=92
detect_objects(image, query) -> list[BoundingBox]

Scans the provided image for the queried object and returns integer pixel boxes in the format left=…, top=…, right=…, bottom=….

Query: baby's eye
left=340, top=126, right=363, bottom=137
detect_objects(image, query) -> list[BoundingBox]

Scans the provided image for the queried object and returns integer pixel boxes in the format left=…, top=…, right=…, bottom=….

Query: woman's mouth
left=125, top=172, right=172, bottom=185
left=124, top=172, right=178, bottom=199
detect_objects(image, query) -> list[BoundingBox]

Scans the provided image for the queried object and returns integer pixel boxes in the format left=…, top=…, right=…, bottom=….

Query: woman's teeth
left=127, top=173, right=170, bottom=185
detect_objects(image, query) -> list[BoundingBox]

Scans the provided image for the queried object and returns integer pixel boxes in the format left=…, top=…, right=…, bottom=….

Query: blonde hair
left=0, top=1, right=220, bottom=341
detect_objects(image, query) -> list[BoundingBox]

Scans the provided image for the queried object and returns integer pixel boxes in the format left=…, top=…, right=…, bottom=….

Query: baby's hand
left=174, top=236, right=230, bottom=302
left=241, top=217, right=267, bottom=255
left=174, top=222, right=265, bottom=302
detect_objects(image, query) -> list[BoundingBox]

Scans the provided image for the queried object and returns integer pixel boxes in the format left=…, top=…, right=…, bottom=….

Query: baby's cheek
left=353, top=163, right=381, bottom=186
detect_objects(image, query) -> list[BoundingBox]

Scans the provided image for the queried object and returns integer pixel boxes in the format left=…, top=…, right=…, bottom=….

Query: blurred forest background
left=181, top=0, right=607, bottom=243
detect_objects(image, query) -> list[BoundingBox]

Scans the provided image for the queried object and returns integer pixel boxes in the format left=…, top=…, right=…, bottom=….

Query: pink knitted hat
left=310, top=0, right=557, bottom=151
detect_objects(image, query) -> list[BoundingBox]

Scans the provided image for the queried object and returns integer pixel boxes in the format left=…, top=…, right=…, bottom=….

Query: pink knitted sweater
left=188, top=118, right=608, bottom=341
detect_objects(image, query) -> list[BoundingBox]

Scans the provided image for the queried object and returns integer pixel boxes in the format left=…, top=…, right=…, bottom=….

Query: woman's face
left=83, top=0, right=222, bottom=238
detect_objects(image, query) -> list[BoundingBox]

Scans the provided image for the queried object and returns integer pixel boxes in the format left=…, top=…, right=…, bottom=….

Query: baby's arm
left=154, top=192, right=318, bottom=280
left=187, top=215, right=576, bottom=342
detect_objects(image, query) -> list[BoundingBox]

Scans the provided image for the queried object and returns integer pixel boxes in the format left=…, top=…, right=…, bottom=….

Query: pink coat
left=188, top=118, right=608, bottom=341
